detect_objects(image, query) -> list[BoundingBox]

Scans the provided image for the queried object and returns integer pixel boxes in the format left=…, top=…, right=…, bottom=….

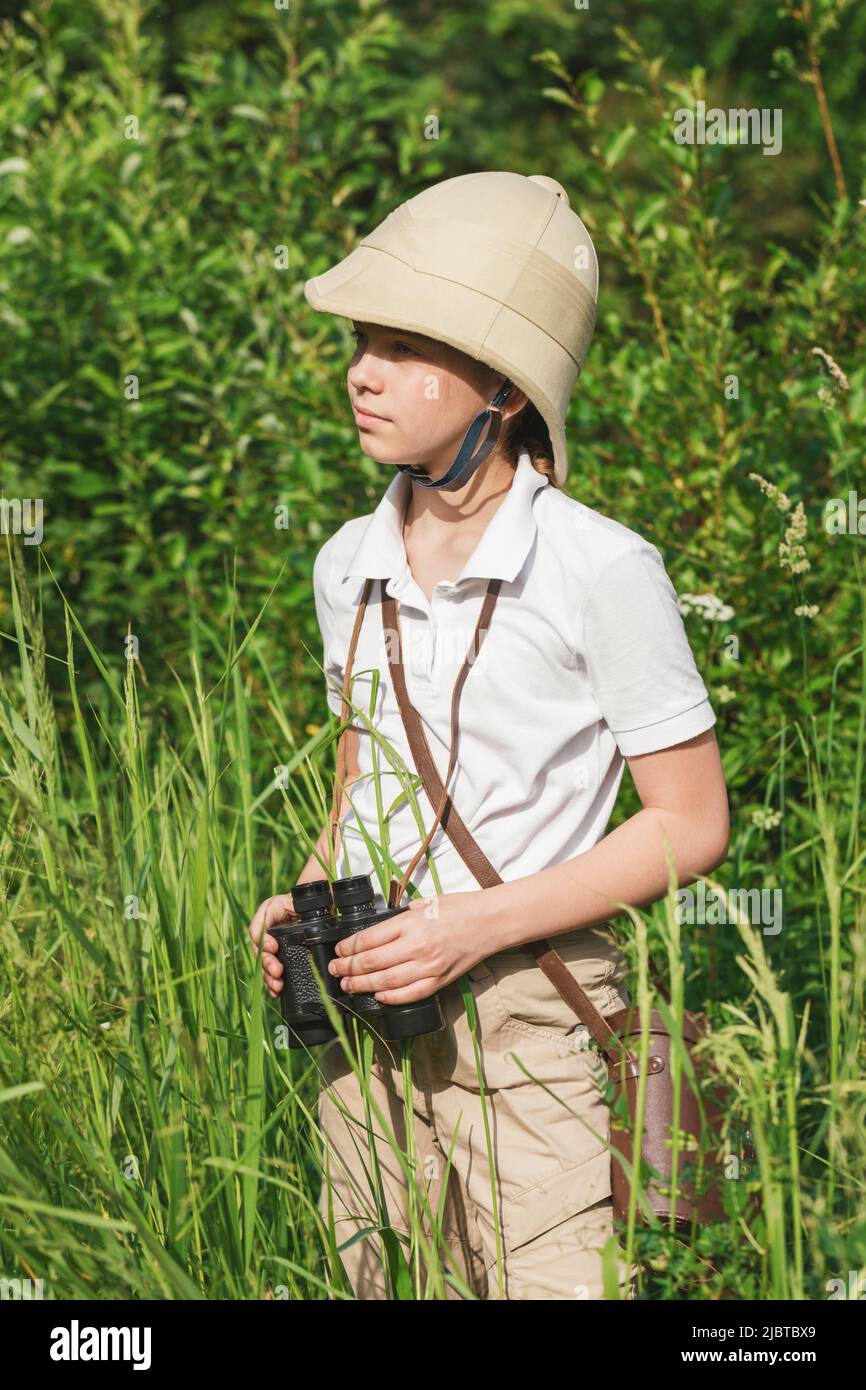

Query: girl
left=248, top=171, right=729, bottom=1300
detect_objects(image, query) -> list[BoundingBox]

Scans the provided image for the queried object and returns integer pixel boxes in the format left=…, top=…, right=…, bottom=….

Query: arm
left=476, top=726, right=729, bottom=953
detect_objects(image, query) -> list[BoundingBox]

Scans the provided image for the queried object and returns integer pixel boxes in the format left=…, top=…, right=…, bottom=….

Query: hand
left=247, top=893, right=298, bottom=999
left=327, top=890, right=494, bottom=1005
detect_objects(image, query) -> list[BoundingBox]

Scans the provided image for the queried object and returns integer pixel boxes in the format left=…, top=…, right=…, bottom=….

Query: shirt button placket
left=392, top=576, right=430, bottom=691
left=432, top=582, right=460, bottom=677
left=428, top=591, right=442, bottom=683
left=432, top=582, right=462, bottom=684
left=404, top=591, right=433, bottom=690
left=416, top=612, right=433, bottom=687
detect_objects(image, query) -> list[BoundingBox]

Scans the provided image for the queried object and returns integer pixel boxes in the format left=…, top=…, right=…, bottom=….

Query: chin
left=357, top=432, right=450, bottom=476
left=357, top=436, right=415, bottom=467
left=357, top=437, right=391, bottom=463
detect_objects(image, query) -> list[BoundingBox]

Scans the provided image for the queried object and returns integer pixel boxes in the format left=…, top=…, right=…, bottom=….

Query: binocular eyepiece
left=270, top=874, right=445, bottom=1049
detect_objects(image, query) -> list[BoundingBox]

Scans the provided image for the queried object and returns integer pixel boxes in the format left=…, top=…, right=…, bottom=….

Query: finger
left=263, top=955, right=284, bottom=980
left=372, top=978, right=440, bottom=1006
left=335, top=918, right=404, bottom=958
left=263, top=894, right=297, bottom=930
left=255, top=931, right=280, bottom=960
left=249, top=896, right=278, bottom=951
left=248, top=898, right=273, bottom=954
left=338, top=961, right=424, bottom=996
left=330, top=939, right=413, bottom=978
left=249, top=894, right=296, bottom=953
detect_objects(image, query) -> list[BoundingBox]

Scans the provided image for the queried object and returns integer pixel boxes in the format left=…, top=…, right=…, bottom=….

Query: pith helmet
left=303, top=170, right=598, bottom=487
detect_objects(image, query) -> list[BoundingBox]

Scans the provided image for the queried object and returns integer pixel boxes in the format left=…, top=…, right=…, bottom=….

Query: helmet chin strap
left=395, top=379, right=514, bottom=491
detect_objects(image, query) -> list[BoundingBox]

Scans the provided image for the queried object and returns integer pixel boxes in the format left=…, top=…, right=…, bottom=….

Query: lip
left=353, top=405, right=389, bottom=424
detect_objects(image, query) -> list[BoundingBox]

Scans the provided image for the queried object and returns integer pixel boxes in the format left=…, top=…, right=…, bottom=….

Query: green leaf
left=104, top=220, right=135, bottom=257
left=634, top=195, right=668, bottom=237
left=540, top=87, right=580, bottom=112
left=230, top=104, right=269, bottom=123
left=0, top=693, right=44, bottom=760
left=604, top=123, right=637, bottom=169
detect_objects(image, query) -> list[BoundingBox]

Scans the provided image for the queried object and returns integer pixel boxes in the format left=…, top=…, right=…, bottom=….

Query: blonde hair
left=498, top=398, right=559, bottom=488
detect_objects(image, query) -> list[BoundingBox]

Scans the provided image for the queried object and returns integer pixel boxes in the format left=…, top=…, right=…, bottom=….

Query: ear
left=501, top=386, right=529, bottom=421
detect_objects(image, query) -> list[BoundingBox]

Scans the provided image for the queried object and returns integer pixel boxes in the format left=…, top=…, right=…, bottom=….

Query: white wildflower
left=749, top=472, right=791, bottom=513
left=751, top=807, right=782, bottom=831
left=677, top=592, right=735, bottom=622
left=715, top=685, right=737, bottom=703
left=794, top=603, right=820, bottom=618
left=749, top=476, right=813, bottom=575
left=811, top=345, right=849, bottom=393
left=779, top=501, right=810, bottom=574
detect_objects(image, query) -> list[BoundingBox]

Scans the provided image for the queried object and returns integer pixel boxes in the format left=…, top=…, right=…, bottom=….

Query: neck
left=402, top=449, right=518, bottom=537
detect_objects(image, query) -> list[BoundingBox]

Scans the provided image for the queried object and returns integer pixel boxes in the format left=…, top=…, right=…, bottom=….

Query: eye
left=350, top=330, right=418, bottom=357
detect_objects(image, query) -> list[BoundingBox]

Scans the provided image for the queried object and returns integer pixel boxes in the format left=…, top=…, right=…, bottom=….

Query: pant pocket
left=498, top=1148, right=612, bottom=1256
left=490, top=1154, right=626, bottom=1301
left=470, top=934, right=624, bottom=1050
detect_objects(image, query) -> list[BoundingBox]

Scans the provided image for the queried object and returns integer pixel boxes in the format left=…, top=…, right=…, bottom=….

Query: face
left=346, top=321, right=526, bottom=476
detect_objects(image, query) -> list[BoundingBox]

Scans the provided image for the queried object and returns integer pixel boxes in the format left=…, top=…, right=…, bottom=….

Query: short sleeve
left=312, top=541, right=347, bottom=717
left=579, top=543, right=717, bottom=756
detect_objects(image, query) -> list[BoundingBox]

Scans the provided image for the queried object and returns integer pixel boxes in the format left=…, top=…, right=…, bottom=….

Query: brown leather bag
left=330, top=575, right=746, bottom=1232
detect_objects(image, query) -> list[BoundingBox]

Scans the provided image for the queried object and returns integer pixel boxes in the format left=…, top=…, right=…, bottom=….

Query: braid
left=499, top=399, right=559, bottom=489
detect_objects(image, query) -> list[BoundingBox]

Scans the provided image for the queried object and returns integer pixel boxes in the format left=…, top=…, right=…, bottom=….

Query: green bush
left=1, top=0, right=864, bottom=1300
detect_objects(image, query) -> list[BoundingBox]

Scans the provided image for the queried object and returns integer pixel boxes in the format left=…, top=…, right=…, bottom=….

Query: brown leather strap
left=328, top=574, right=499, bottom=889
left=384, top=579, right=502, bottom=907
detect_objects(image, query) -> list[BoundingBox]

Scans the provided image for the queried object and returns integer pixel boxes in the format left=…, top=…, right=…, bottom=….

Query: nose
left=347, top=342, right=384, bottom=398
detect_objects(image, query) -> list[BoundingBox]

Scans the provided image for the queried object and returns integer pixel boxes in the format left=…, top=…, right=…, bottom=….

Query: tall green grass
left=1, top=534, right=863, bottom=1299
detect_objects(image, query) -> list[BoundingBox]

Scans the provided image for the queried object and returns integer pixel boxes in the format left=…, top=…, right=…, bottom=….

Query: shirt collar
left=341, top=450, right=549, bottom=586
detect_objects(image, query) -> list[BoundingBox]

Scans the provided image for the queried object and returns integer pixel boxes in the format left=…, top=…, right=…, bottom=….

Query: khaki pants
left=316, top=925, right=638, bottom=1300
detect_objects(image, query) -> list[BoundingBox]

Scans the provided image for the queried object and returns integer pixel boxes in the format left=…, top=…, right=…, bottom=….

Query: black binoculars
left=270, top=873, right=445, bottom=1049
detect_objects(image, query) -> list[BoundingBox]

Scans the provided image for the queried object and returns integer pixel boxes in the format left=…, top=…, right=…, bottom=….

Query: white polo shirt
left=311, top=451, right=716, bottom=904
